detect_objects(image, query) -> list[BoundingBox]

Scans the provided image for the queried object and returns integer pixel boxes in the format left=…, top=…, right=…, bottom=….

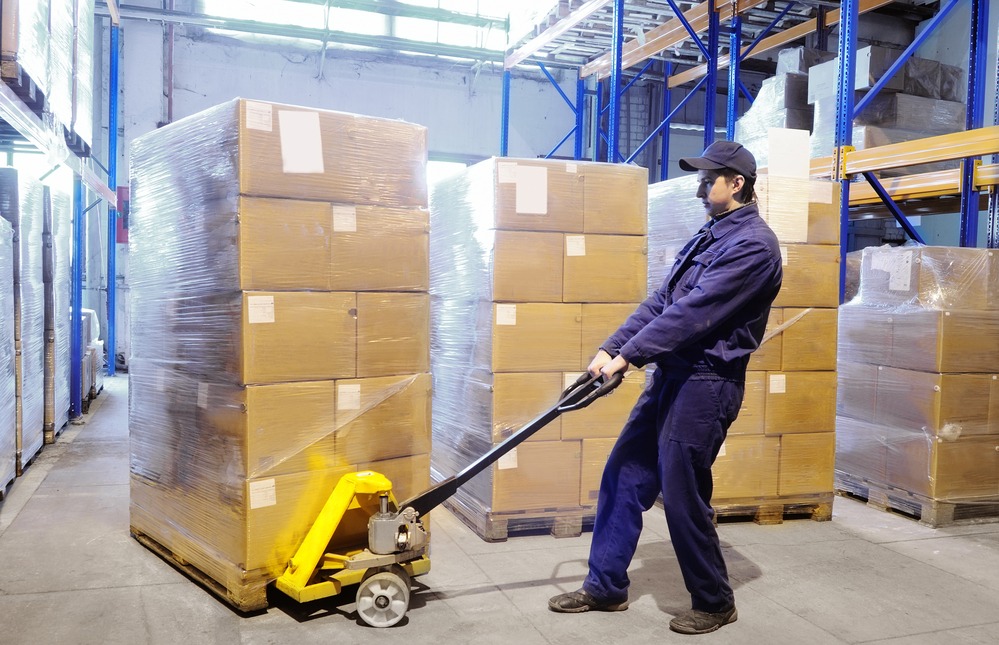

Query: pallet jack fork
left=274, top=372, right=623, bottom=627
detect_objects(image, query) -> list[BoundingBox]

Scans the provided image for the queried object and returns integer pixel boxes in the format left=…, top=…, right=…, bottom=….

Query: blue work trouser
left=583, top=369, right=744, bottom=613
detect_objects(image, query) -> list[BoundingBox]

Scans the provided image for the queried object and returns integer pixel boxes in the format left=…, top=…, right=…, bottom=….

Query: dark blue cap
left=679, top=140, right=757, bottom=182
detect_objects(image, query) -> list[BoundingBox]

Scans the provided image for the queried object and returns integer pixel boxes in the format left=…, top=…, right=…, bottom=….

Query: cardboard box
left=491, top=303, right=582, bottom=372
left=580, top=438, right=616, bottom=506
left=874, top=367, right=991, bottom=439
left=887, top=433, right=999, bottom=500
left=728, top=371, right=766, bottom=435
left=712, top=435, right=780, bottom=500
left=356, top=292, right=429, bottom=378
left=836, top=362, right=877, bottom=422
left=991, top=376, right=999, bottom=430
left=334, top=374, right=432, bottom=464
left=764, top=371, right=837, bottom=435
left=492, top=230, right=564, bottom=302
left=757, top=178, right=840, bottom=245
left=779, top=432, right=835, bottom=496
left=859, top=246, right=996, bottom=310
left=580, top=163, right=648, bottom=235
left=490, top=158, right=585, bottom=233
left=489, top=440, right=582, bottom=512
left=837, top=305, right=892, bottom=366
left=561, top=370, right=645, bottom=440
left=490, top=372, right=563, bottom=442
left=358, top=453, right=431, bottom=505
left=748, top=309, right=783, bottom=372
left=773, top=245, right=840, bottom=308
left=563, top=234, right=647, bottom=303
left=889, top=309, right=999, bottom=373
left=780, top=307, right=838, bottom=372
left=237, top=291, right=357, bottom=384
left=835, top=416, right=892, bottom=484
left=807, top=45, right=904, bottom=104
left=580, top=304, right=638, bottom=370
left=233, top=99, right=427, bottom=207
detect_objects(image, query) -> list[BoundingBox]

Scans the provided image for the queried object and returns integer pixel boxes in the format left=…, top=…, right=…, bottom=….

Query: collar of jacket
left=706, top=201, right=760, bottom=240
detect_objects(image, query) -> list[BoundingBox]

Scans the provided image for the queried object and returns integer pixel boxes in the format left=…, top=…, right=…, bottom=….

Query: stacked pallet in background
left=0, top=217, right=15, bottom=495
left=648, top=135, right=840, bottom=524
left=128, top=99, right=430, bottom=610
left=808, top=44, right=965, bottom=173
left=0, top=0, right=49, bottom=109
left=837, top=245, right=999, bottom=526
left=0, top=168, right=45, bottom=475
left=43, top=187, right=72, bottom=441
left=430, top=158, right=648, bottom=540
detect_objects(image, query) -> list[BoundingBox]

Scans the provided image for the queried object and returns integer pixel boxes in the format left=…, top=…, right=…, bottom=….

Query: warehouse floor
left=1, top=377, right=998, bottom=644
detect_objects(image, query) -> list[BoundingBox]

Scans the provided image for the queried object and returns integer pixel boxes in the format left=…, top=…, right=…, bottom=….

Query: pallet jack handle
left=397, top=371, right=625, bottom=518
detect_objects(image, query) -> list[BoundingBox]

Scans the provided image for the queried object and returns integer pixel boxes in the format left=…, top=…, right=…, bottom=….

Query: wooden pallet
left=43, top=420, right=69, bottom=445
left=445, top=499, right=595, bottom=542
left=131, top=528, right=271, bottom=613
left=63, top=126, right=91, bottom=157
left=1, top=59, right=45, bottom=115
left=835, top=472, right=999, bottom=528
left=0, top=471, right=14, bottom=501
left=709, top=493, right=834, bottom=525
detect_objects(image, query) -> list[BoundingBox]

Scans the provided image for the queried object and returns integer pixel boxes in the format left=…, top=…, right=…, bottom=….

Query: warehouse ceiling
left=102, top=1, right=939, bottom=80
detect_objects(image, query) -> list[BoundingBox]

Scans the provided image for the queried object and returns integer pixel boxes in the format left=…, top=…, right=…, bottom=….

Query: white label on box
left=247, top=295, right=275, bottom=324
left=515, top=165, right=548, bottom=215
left=564, top=372, right=583, bottom=390
left=249, top=479, right=277, bottom=509
left=718, top=442, right=726, bottom=457
left=497, top=161, right=518, bottom=183
left=338, top=384, right=361, bottom=411
left=566, top=235, right=586, bottom=257
left=245, top=101, right=273, bottom=131
left=888, top=251, right=913, bottom=291
left=498, top=448, right=518, bottom=470
left=809, top=180, right=834, bottom=204
left=769, top=374, right=787, bottom=394
left=780, top=246, right=789, bottom=267
left=767, top=129, right=810, bottom=178
left=278, top=110, right=325, bottom=174
left=333, top=204, right=357, bottom=232
left=566, top=163, right=578, bottom=173
left=496, top=304, right=517, bottom=326
left=197, top=382, right=209, bottom=409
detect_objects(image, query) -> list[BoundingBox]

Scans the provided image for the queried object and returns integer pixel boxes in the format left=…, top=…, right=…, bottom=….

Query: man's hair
left=718, top=168, right=756, bottom=203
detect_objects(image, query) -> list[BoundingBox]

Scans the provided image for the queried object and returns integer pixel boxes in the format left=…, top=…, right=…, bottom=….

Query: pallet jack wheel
left=356, top=565, right=411, bottom=628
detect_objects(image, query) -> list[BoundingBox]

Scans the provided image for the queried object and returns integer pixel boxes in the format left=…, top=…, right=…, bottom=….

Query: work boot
left=668, top=606, right=738, bottom=634
left=548, top=589, right=629, bottom=613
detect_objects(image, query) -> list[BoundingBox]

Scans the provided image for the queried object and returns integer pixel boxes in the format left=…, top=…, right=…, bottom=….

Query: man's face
left=696, top=169, right=741, bottom=217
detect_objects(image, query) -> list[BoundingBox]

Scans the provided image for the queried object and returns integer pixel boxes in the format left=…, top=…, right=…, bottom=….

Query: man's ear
left=731, top=174, right=745, bottom=193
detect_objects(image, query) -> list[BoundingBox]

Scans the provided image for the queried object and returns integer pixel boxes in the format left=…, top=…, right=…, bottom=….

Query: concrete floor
left=1, top=376, right=998, bottom=644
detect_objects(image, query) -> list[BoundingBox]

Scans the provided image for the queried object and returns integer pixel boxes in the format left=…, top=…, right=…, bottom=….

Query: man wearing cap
left=548, top=141, right=782, bottom=635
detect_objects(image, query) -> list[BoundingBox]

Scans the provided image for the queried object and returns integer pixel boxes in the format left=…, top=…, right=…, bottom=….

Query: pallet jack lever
left=396, top=372, right=624, bottom=520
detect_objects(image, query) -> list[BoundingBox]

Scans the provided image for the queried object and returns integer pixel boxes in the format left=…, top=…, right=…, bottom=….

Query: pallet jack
left=274, top=372, right=623, bottom=627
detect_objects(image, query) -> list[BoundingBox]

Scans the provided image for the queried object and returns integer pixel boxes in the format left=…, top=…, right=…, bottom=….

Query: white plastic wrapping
left=0, top=0, right=50, bottom=96
left=128, top=100, right=431, bottom=608
left=647, top=175, right=705, bottom=293
left=837, top=244, right=999, bottom=504
left=44, top=186, right=72, bottom=435
left=72, top=0, right=95, bottom=145
left=0, top=217, right=16, bottom=490
left=0, top=169, right=45, bottom=471
left=736, top=73, right=813, bottom=169
left=48, top=0, right=75, bottom=132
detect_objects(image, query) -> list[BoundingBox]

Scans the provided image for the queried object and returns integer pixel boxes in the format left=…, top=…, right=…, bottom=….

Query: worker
left=548, top=140, right=782, bottom=635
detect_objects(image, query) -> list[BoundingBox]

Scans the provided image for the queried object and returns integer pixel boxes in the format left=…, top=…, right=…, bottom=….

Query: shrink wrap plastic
left=1, top=0, right=50, bottom=95
left=429, top=158, right=647, bottom=529
left=44, top=187, right=72, bottom=434
left=837, top=244, right=999, bottom=502
left=128, top=100, right=430, bottom=605
left=735, top=73, right=813, bottom=169
left=0, top=218, right=16, bottom=489
left=0, top=169, right=45, bottom=471
left=48, top=0, right=75, bottom=133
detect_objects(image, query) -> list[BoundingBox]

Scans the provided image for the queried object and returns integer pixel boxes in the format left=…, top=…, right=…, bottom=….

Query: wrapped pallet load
left=1, top=217, right=16, bottom=494
left=0, top=169, right=46, bottom=474
left=43, top=186, right=73, bottom=441
left=128, top=99, right=430, bottom=610
left=836, top=245, right=999, bottom=526
left=430, top=158, right=648, bottom=539
left=0, top=0, right=50, bottom=99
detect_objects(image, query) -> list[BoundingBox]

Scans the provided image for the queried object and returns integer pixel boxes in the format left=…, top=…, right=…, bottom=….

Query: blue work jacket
left=601, top=201, right=782, bottom=380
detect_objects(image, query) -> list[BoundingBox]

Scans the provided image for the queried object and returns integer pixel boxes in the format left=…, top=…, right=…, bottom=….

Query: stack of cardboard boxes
left=43, top=187, right=72, bottom=440
left=837, top=246, right=999, bottom=513
left=0, top=169, right=46, bottom=475
left=649, top=138, right=841, bottom=508
left=0, top=216, right=15, bottom=493
left=430, top=158, right=648, bottom=534
left=128, top=99, right=431, bottom=610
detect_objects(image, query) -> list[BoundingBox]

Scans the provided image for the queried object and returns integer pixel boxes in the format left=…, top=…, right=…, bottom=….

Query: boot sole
left=548, top=600, right=629, bottom=613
